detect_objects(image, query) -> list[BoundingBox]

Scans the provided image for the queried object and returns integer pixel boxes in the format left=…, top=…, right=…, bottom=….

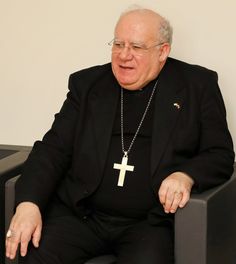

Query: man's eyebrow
left=114, top=39, right=146, bottom=45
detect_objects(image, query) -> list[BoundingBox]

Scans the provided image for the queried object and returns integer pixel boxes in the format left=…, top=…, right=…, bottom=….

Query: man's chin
left=118, top=83, right=142, bottom=91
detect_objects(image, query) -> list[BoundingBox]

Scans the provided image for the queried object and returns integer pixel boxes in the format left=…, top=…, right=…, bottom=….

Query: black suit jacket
left=16, top=57, right=234, bottom=223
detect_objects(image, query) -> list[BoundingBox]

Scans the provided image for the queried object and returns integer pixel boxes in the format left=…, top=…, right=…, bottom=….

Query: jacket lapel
left=89, top=71, right=119, bottom=174
left=151, top=60, right=186, bottom=177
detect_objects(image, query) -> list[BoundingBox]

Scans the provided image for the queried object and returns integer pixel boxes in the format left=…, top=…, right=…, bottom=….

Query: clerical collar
left=122, top=78, right=158, bottom=95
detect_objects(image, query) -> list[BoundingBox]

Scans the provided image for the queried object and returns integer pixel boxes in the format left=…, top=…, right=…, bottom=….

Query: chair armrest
left=5, top=176, right=20, bottom=233
left=0, top=146, right=31, bottom=264
left=0, top=144, right=31, bottom=174
left=1, top=150, right=30, bottom=229
left=175, top=169, right=236, bottom=264
left=4, top=175, right=20, bottom=264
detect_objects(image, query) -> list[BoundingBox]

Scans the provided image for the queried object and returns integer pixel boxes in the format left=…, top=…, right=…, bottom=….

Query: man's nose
left=119, top=46, right=133, bottom=60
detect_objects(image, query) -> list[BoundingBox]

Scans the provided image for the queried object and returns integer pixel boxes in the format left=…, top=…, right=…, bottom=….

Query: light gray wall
left=1, top=0, right=235, bottom=153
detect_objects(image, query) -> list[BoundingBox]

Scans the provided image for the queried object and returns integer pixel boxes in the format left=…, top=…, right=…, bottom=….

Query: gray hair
left=119, top=5, right=173, bottom=44
left=159, top=16, right=173, bottom=44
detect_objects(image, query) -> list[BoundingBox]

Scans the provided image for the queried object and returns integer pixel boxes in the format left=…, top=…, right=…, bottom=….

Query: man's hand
left=158, top=172, right=194, bottom=213
left=5, top=202, right=42, bottom=260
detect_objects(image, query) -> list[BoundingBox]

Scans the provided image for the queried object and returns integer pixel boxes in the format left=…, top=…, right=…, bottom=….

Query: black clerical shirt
left=87, top=79, right=158, bottom=219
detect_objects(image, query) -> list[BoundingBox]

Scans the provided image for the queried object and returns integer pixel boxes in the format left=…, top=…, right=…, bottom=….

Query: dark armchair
left=3, top=154, right=236, bottom=264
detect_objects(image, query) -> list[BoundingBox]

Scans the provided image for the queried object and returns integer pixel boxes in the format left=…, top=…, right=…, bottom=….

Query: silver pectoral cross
left=113, top=154, right=134, bottom=187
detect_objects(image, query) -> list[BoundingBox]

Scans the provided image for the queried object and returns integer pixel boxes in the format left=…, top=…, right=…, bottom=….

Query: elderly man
left=6, top=7, right=234, bottom=264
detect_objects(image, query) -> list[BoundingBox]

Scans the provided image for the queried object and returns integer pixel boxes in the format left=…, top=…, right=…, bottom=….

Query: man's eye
left=114, top=42, right=123, bottom=48
left=132, top=45, right=143, bottom=50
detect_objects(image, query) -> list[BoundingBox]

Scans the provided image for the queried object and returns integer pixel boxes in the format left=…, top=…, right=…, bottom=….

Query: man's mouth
left=119, top=65, right=134, bottom=70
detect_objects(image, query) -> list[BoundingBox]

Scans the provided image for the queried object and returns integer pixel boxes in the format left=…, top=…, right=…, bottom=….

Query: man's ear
left=159, top=43, right=171, bottom=62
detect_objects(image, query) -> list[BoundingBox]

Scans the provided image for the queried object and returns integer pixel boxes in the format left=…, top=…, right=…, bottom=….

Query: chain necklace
left=113, top=80, right=158, bottom=186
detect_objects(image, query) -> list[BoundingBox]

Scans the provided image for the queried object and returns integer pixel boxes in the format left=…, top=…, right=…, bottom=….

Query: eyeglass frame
left=108, top=38, right=165, bottom=56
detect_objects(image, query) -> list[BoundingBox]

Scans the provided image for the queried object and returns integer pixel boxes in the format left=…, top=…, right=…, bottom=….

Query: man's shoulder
left=167, top=57, right=217, bottom=80
left=69, top=63, right=112, bottom=83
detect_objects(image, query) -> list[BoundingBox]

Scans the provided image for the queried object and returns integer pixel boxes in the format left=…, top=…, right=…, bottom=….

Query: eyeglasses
left=108, top=39, right=164, bottom=56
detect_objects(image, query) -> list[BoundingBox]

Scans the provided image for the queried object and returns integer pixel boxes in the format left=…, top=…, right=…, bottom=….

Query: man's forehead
left=115, top=11, right=160, bottom=40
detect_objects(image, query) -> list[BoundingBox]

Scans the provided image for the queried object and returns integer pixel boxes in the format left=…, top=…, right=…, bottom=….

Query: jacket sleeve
left=15, top=74, right=81, bottom=211
left=176, top=71, right=234, bottom=192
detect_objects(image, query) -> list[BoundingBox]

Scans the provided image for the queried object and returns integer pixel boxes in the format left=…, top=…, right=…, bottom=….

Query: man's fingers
left=32, top=225, right=42, bottom=248
left=159, top=185, right=178, bottom=213
left=169, top=192, right=183, bottom=213
left=6, top=230, right=21, bottom=260
left=158, top=172, right=194, bottom=213
left=159, top=186, right=190, bottom=213
left=163, top=191, right=175, bottom=213
left=158, top=184, right=168, bottom=205
left=179, top=191, right=190, bottom=208
left=5, top=202, right=42, bottom=259
left=20, top=230, right=33, bottom=257
left=6, top=225, right=41, bottom=259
